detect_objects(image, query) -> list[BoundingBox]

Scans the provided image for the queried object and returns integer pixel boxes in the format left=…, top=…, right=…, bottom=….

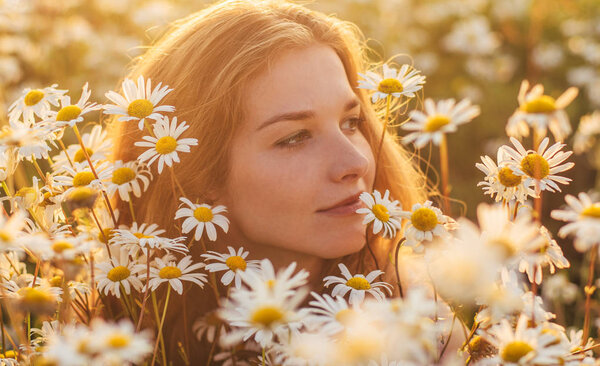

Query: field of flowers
left=0, top=0, right=600, bottom=365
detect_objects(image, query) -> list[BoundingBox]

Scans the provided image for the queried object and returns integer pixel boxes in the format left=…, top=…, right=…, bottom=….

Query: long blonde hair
left=110, top=0, right=428, bottom=362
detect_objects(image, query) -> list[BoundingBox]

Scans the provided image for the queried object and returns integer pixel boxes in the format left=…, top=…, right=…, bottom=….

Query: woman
left=110, top=0, right=431, bottom=362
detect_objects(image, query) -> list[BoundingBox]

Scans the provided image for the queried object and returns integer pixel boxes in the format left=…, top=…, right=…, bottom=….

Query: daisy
left=322, top=263, right=392, bottom=305
left=174, top=197, right=229, bottom=241
left=109, top=222, right=189, bottom=255
left=402, top=98, right=480, bottom=148
left=37, top=235, right=93, bottom=261
left=201, top=246, right=260, bottom=289
left=398, top=200, right=455, bottom=251
left=105, top=160, right=152, bottom=202
left=357, top=63, right=426, bottom=102
left=241, top=259, right=309, bottom=298
left=476, top=147, right=538, bottom=203
left=506, top=80, right=578, bottom=141
left=146, top=255, right=207, bottom=294
left=43, top=83, right=101, bottom=129
left=53, top=161, right=112, bottom=195
left=91, top=319, right=153, bottom=365
left=480, top=315, right=566, bottom=366
left=104, top=75, right=175, bottom=131
left=3, top=279, right=62, bottom=314
left=573, top=111, right=600, bottom=154
left=52, top=124, right=112, bottom=171
left=134, top=116, right=198, bottom=173
left=551, top=192, right=600, bottom=252
left=356, top=189, right=402, bottom=239
left=96, top=247, right=143, bottom=298
left=0, top=210, right=27, bottom=251
left=193, top=310, right=225, bottom=343
left=8, top=84, right=66, bottom=125
left=304, top=292, right=357, bottom=335
left=0, top=123, right=53, bottom=162
left=518, top=226, right=569, bottom=284
left=501, top=137, right=574, bottom=194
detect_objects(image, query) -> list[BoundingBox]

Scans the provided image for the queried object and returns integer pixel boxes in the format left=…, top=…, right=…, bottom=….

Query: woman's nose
left=327, top=133, right=371, bottom=184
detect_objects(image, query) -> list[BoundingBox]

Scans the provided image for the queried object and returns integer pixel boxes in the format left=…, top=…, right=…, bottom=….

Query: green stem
left=151, top=286, right=171, bottom=366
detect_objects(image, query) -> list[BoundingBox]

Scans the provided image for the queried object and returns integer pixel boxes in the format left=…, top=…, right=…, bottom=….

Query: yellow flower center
left=520, top=153, right=550, bottom=180
left=99, top=228, right=114, bottom=244
left=0, top=230, right=13, bottom=242
left=372, top=204, right=390, bottom=222
left=501, top=341, right=534, bottom=363
left=73, top=147, right=93, bottom=163
left=107, top=333, right=130, bottom=349
left=17, top=287, right=53, bottom=304
left=581, top=204, right=600, bottom=218
left=112, top=167, right=136, bottom=185
left=67, top=186, right=96, bottom=202
left=410, top=207, right=438, bottom=232
left=49, top=275, right=63, bottom=287
left=335, top=308, right=356, bottom=325
left=225, top=256, right=247, bottom=271
left=56, top=105, right=82, bottom=122
left=52, top=240, right=74, bottom=253
left=15, top=186, right=35, bottom=198
left=266, top=279, right=276, bottom=289
left=72, top=171, right=95, bottom=187
left=345, top=276, right=371, bottom=290
left=127, top=99, right=154, bottom=119
left=541, top=328, right=562, bottom=346
left=424, top=115, right=451, bottom=132
left=24, top=90, right=44, bottom=106
left=1, top=350, right=17, bottom=359
left=155, top=136, right=177, bottom=155
left=498, top=167, right=522, bottom=187
left=377, top=78, right=404, bottom=94
left=107, top=266, right=131, bottom=282
left=193, top=207, right=214, bottom=222
left=251, top=306, right=283, bottom=327
left=133, top=232, right=153, bottom=239
left=159, top=266, right=182, bottom=279
left=521, top=95, right=557, bottom=114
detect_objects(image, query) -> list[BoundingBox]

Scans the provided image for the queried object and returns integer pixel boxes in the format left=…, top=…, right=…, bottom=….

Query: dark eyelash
left=276, top=130, right=311, bottom=149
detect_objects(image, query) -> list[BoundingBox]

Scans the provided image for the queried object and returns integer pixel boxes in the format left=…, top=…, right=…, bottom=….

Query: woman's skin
left=218, top=43, right=376, bottom=285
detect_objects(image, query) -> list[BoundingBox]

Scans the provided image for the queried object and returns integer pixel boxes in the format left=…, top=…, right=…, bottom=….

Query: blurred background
left=0, top=0, right=599, bottom=324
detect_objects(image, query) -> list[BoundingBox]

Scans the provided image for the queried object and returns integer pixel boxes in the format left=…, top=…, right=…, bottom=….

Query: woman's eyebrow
left=256, top=97, right=360, bottom=131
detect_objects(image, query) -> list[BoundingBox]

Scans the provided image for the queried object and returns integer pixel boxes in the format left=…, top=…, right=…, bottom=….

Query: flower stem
left=57, top=139, right=74, bottom=168
left=439, top=134, right=451, bottom=215
left=151, top=286, right=171, bottom=366
left=136, top=257, right=152, bottom=332
left=262, top=347, right=266, bottom=366
left=30, top=157, right=47, bottom=184
left=127, top=191, right=136, bottom=223
left=199, top=239, right=221, bottom=307
left=582, top=245, right=597, bottom=344
left=394, top=238, right=405, bottom=298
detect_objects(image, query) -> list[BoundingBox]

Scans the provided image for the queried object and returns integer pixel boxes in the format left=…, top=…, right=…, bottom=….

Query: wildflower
left=518, top=226, right=569, bottom=284
left=53, top=161, right=112, bottom=195
left=96, top=247, right=143, bottom=298
left=193, top=311, right=225, bottom=343
left=3, top=279, right=62, bottom=314
left=8, top=84, right=66, bottom=125
left=92, top=319, right=153, bottom=365
left=30, top=320, right=61, bottom=347
left=304, top=292, right=357, bottom=335
left=542, top=274, right=578, bottom=305
left=104, top=75, right=175, bottom=131
left=402, top=98, right=480, bottom=148
left=573, top=111, right=600, bottom=154
left=398, top=201, right=455, bottom=251
left=43, top=83, right=101, bottom=128
left=506, top=80, right=578, bottom=141
left=502, top=137, right=574, bottom=194
left=109, top=222, right=188, bottom=255
left=147, top=255, right=207, bottom=294
left=105, top=160, right=152, bottom=202
left=357, top=64, right=426, bottom=102
left=475, top=270, right=524, bottom=328
left=551, top=192, right=600, bottom=252
left=201, top=246, right=260, bottom=288
left=242, top=259, right=309, bottom=298
left=476, top=147, right=537, bottom=203
left=37, top=235, right=93, bottom=261
left=443, top=16, right=500, bottom=55
left=356, top=189, right=402, bottom=239
left=174, top=197, right=229, bottom=241
left=0, top=123, right=53, bottom=161
left=322, top=263, right=392, bottom=305
left=52, top=125, right=112, bottom=171
left=0, top=210, right=27, bottom=251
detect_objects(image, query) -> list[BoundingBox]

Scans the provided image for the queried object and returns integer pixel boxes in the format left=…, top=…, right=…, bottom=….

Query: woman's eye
left=341, top=116, right=365, bottom=132
left=276, top=130, right=311, bottom=149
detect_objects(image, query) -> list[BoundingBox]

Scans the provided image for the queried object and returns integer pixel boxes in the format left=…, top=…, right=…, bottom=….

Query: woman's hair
left=109, top=0, right=428, bottom=362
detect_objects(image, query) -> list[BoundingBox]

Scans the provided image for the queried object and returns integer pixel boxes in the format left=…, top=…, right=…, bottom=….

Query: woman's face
left=220, top=43, right=376, bottom=259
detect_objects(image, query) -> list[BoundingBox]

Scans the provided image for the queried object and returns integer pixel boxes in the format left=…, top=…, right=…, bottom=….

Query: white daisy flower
left=356, top=189, right=402, bottom=239
left=30, top=320, right=61, bottom=347
left=34, top=235, right=94, bottom=261
left=43, top=83, right=101, bottom=128
left=109, top=222, right=189, bottom=255
left=518, top=226, right=569, bottom=284
left=134, top=116, right=198, bottom=173
left=3, top=279, right=62, bottom=314
left=8, top=84, right=66, bottom=125
left=241, top=259, right=309, bottom=299
left=91, top=319, right=153, bottom=365
left=53, top=161, right=112, bottom=195
left=0, top=123, right=53, bottom=162
left=0, top=149, right=18, bottom=182
left=358, top=63, right=426, bottom=102
left=105, top=160, right=152, bottom=202
left=480, top=315, right=566, bottom=366
left=52, top=124, right=112, bottom=172
left=201, top=246, right=260, bottom=289
left=322, top=263, right=392, bottom=305
left=192, top=311, right=225, bottom=343
left=551, top=192, right=600, bottom=252
left=402, top=98, right=480, bottom=148
left=501, top=137, right=574, bottom=194
left=506, top=80, right=578, bottom=141
left=146, top=255, right=207, bottom=295
left=304, top=292, right=358, bottom=335
left=104, top=75, right=175, bottom=131
left=398, top=200, right=455, bottom=251
left=96, top=247, right=143, bottom=298
left=174, top=197, right=229, bottom=241
left=0, top=210, right=27, bottom=251
left=476, top=148, right=538, bottom=204
left=573, top=111, right=600, bottom=154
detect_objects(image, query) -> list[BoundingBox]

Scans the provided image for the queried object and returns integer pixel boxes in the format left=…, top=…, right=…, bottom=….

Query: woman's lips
left=317, top=198, right=364, bottom=216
